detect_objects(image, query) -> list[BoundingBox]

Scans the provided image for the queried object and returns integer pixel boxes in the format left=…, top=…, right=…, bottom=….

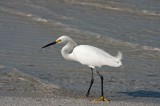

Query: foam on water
left=64, top=0, right=160, bottom=17
left=0, top=6, right=48, bottom=23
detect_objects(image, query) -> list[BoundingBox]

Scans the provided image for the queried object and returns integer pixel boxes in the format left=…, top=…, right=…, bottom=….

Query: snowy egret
left=42, top=35, right=122, bottom=102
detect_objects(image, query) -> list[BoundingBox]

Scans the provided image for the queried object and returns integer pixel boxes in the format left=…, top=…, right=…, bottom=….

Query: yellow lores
left=55, top=39, right=61, bottom=43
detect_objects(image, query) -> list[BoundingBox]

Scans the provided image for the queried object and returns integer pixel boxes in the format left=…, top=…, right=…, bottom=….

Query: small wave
left=141, top=10, right=160, bottom=17
left=64, top=0, right=160, bottom=17
left=32, top=17, right=48, bottom=23
left=141, top=46, right=160, bottom=52
left=0, top=5, right=49, bottom=23
left=0, top=5, right=73, bottom=25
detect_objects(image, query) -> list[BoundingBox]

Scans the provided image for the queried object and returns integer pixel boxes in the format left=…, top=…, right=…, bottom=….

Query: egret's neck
left=61, top=40, right=77, bottom=61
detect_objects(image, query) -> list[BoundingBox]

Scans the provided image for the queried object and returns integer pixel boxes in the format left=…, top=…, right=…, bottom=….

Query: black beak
left=42, top=41, right=57, bottom=48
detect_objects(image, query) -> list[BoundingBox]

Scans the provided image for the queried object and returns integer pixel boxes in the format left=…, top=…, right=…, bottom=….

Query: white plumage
left=42, top=35, right=123, bottom=102
left=72, top=45, right=122, bottom=68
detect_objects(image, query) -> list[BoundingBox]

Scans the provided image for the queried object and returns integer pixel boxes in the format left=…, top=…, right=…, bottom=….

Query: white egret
left=42, top=35, right=122, bottom=102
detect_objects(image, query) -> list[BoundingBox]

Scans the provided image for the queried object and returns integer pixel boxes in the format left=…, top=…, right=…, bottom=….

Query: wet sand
left=0, top=96, right=159, bottom=106
left=0, top=66, right=160, bottom=106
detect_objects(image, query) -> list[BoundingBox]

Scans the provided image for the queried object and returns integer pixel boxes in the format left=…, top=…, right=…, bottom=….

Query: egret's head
left=42, top=35, right=71, bottom=48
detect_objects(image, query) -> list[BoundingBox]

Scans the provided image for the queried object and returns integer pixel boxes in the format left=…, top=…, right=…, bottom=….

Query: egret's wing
left=73, top=45, right=120, bottom=67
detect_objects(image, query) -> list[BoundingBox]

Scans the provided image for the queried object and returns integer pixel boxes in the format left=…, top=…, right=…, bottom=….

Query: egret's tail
left=116, top=51, right=123, bottom=61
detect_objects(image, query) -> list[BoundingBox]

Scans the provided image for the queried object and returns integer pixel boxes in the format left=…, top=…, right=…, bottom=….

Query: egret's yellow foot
left=91, top=96, right=110, bottom=102
left=98, top=96, right=110, bottom=102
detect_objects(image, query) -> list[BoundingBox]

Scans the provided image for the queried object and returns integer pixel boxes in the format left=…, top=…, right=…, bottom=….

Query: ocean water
left=0, top=0, right=160, bottom=101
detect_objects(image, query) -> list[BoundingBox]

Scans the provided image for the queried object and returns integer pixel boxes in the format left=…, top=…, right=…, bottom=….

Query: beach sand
left=0, top=67, right=159, bottom=106
left=0, top=96, right=159, bottom=106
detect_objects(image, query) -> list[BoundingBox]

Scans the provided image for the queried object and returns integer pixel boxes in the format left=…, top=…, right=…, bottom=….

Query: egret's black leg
left=86, top=68, right=94, bottom=97
left=94, top=70, right=110, bottom=102
left=96, top=71, right=104, bottom=97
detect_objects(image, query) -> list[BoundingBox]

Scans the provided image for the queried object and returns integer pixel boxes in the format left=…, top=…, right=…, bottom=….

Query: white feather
left=72, top=45, right=122, bottom=68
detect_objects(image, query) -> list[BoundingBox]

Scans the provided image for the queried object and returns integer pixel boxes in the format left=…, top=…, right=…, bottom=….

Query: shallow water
left=0, top=0, right=160, bottom=101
